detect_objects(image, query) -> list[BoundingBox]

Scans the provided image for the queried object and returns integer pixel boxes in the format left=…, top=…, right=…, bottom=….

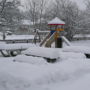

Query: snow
left=48, top=73, right=90, bottom=90
left=62, top=36, right=71, bottom=46
left=6, top=35, right=35, bottom=40
left=59, top=52, right=86, bottom=60
left=0, top=57, right=90, bottom=90
left=48, top=17, right=65, bottom=25
left=0, top=43, right=36, bottom=50
left=62, top=40, right=90, bottom=54
left=0, top=40, right=90, bottom=90
left=22, top=47, right=60, bottom=59
left=63, top=46, right=90, bottom=54
left=22, top=46, right=86, bottom=60
left=14, top=55, right=48, bottom=65
left=73, top=34, right=90, bottom=38
left=21, top=20, right=33, bottom=25
left=71, top=40, right=90, bottom=46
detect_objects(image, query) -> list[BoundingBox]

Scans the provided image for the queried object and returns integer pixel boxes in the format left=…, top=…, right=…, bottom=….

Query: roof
left=48, top=17, right=65, bottom=25
left=21, top=20, right=33, bottom=25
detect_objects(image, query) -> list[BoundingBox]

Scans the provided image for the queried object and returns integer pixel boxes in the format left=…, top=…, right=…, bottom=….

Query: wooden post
left=55, top=37, right=62, bottom=48
left=54, top=25, right=63, bottom=48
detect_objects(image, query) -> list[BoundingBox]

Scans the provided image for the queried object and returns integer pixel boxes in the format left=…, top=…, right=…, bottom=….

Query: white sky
left=20, top=0, right=86, bottom=10
left=70, top=0, right=86, bottom=10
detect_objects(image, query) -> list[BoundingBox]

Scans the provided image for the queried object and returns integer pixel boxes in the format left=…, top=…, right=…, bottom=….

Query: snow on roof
left=21, top=20, right=33, bottom=25
left=48, top=17, right=65, bottom=25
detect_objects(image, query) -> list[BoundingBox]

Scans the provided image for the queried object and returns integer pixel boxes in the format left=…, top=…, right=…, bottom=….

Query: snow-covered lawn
left=0, top=57, right=90, bottom=90
left=0, top=40, right=90, bottom=90
left=71, top=40, right=90, bottom=46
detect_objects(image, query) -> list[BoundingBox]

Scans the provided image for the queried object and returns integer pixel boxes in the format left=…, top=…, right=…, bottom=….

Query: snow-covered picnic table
left=22, top=47, right=61, bottom=62
left=22, top=46, right=86, bottom=62
left=0, top=43, right=36, bottom=57
left=0, top=43, right=36, bottom=50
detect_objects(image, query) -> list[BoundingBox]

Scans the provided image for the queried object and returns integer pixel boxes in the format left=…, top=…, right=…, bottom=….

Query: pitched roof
left=48, top=17, right=65, bottom=25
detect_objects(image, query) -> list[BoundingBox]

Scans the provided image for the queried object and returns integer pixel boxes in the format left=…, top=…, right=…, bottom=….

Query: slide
left=61, top=36, right=71, bottom=46
left=40, top=33, right=71, bottom=47
left=40, top=32, right=56, bottom=47
left=40, top=32, right=51, bottom=46
left=45, top=33, right=56, bottom=47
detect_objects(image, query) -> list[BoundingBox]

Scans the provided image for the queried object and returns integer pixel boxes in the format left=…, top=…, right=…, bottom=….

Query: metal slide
left=40, top=32, right=56, bottom=47
left=61, top=36, right=71, bottom=46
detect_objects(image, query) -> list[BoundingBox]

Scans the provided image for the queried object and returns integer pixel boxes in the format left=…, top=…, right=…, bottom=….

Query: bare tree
left=25, top=0, right=48, bottom=30
left=25, top=0, right=80, bottom=40
left=0, top=0, right=22, bottom=40
left=48, top=0, right=80, bottom=40
left=26, top=0, right=39, bottom=28
left=38, top=0, right=47, bottom=30
left=77, top=0, right=90, bottom=34
left=0, top=0, right=7, bottom=14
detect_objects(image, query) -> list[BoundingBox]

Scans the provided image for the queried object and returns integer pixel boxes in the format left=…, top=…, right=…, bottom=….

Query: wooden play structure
left=40, top=17, right=66, bottom=48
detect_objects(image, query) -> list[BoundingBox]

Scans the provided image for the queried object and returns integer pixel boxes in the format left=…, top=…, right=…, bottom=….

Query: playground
left=0, top=17, right=90, bottom=60
left=0, top=17, right=90, bottom=90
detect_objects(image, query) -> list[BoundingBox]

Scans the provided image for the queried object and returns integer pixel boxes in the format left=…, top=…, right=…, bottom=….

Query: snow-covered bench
left=22, top=47, right=61, bottom=62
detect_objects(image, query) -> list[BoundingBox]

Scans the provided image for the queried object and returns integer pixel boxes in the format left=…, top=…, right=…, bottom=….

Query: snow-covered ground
left=0, top=57, right=90, bottom=90
left=71, top=40, right=90, bottom=46
left=0, top=40, right=90, bottom=90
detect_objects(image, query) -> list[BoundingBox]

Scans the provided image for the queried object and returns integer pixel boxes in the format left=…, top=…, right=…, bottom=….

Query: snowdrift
left=14, top=55, right=48, bottom=65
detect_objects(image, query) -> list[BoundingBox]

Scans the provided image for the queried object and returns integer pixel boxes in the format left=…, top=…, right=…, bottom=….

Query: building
left=15, top=20, right=34, bottom=35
